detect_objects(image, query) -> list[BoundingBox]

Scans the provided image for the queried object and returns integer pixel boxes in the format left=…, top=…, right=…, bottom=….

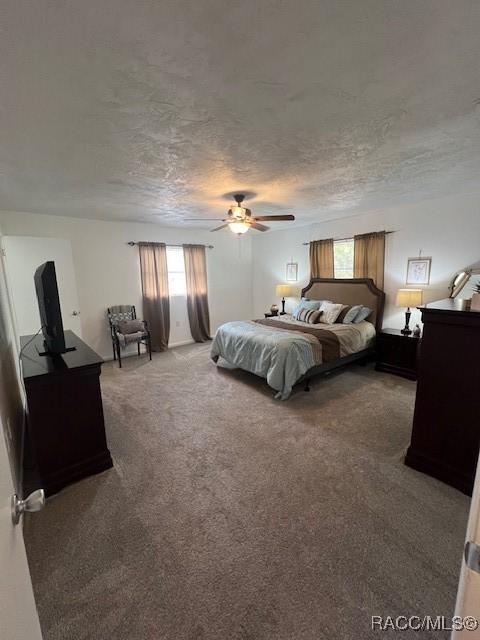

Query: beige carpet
left=24, top=344, right=470, bottom=640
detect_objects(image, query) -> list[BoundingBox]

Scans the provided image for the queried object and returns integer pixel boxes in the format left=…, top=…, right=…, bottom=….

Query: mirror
left=450, top=268, right=480, bottom=298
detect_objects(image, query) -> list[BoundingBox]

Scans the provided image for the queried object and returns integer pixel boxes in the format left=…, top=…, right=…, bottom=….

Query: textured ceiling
left=1, top=0, right=480, bottom=228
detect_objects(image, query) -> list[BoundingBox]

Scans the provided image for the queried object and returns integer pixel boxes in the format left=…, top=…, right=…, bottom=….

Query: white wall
left=2, top=236, right=83, bottom=338
left=2, top=189, right=478, bottom=356
left=252, top=191, right=480, bottom=329
left=0, top=212, right=253, bottom=360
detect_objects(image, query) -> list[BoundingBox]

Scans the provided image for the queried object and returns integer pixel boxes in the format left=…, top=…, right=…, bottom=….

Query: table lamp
left=276, top=284, right=293, bottom=315
left=396, top=289, right=423, bottom=335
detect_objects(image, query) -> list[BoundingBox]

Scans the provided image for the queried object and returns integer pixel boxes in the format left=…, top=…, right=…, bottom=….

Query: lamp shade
left=276, top=284, right=293, bottom=297
left=396, top=288, right=423, bottom=308
left=229, top=221, right=250, bottom=234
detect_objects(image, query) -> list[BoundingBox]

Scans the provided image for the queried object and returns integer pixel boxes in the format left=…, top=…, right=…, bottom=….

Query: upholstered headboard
left=301, top=278, right=385, bottom=331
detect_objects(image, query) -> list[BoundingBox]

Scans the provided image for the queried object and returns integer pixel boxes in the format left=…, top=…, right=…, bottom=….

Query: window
left=166, top=246, right=187, bottom=296
left=333, top=238, right=354, bottom=278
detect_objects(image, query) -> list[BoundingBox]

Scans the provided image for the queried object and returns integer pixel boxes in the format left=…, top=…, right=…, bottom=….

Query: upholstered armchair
left=107, top=305, right=152, bottom=368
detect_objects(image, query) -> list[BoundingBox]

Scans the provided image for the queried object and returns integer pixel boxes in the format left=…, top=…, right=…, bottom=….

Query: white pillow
left=319, top=301, right=344, bottom=324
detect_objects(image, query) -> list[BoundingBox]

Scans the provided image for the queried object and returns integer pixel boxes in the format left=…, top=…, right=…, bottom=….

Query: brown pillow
left=296, top=308, right=322, bottom=324
left=335, top=305, right=352, bottom=323
left=117, top=319, right=144, bottom=334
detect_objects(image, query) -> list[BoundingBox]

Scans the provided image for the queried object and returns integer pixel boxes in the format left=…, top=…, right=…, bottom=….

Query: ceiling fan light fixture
left=229, top=221, right=250, bottom=234
left=206, top=193, right=294, bottom=233
left=229, top=205, right=245, bottom=219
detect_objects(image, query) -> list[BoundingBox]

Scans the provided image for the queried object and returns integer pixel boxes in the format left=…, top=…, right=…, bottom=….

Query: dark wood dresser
left=405, top=298, right=480, bottom=495
left=21, top=330, right=113, bottom=497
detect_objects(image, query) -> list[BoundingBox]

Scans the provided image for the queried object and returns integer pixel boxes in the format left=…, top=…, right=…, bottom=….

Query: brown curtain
left=183, top=244, right=211, bottom=342
left=353, top=231, right=385, bottom=290
left=309, top=239, right=334, bottom=278
left=139, top=242, right=170, bottom=351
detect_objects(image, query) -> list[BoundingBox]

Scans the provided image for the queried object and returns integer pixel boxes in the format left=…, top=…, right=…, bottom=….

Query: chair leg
left=112, top=340, right=117, bottom=361
left=137, top=342, right=140, bottom=356
left=117, top=341, right=122, bottom=368
left=148, top=334, right=152, bottom=361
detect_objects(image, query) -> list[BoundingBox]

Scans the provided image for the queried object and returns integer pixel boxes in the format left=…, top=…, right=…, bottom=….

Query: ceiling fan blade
left=210, top=223, right=230, bottom=232
left=253, top=215, right=295, bottom=221
left=250, top=222, right=270, bottom=232
left=184, top=218, right=225, bottom=221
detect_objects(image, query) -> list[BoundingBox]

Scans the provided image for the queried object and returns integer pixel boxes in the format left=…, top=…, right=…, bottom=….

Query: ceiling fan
left=186, top=194, right=295, bottom=234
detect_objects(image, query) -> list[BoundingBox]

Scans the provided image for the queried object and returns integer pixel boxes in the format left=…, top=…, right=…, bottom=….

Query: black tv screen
left=34, top=261, right=66, bottom=354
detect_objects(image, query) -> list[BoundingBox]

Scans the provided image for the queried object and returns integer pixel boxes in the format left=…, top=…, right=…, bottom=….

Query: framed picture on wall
left=406, top=257, right=431, bottom=285
left=286, top=262, right=298, bottom=282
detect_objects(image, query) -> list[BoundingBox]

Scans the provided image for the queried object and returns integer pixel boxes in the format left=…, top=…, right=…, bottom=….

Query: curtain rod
left=302, top=231, right=395, bottom=245
left=127, top=241, right=214, bottom=249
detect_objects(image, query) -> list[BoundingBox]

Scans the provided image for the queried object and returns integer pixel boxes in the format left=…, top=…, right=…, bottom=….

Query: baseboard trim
left=170, top=339, right=195, bottom=348
left=102, top=339, right=195, bottom=362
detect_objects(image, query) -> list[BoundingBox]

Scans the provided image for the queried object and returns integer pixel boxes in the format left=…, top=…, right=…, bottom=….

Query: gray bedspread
left=210, top=320, right=321, bottom=400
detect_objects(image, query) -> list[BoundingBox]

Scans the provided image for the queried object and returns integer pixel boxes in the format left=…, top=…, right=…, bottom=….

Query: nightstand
left=375, top=328, right=420, bottom=380
left=264, top=312, right=278, bottom=318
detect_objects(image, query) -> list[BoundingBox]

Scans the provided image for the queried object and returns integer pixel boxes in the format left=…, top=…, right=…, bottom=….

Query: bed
left=211, top=278, right=385, bottom=399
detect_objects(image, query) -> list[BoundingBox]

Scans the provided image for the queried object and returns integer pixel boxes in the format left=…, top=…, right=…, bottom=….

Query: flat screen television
left=34, top=261, right=66, bottom=355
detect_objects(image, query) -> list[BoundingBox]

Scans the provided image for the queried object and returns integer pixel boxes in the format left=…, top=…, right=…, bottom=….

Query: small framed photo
left=286, top=262, right=298, bottom=282
left=406, top=257, right=431, bottom=285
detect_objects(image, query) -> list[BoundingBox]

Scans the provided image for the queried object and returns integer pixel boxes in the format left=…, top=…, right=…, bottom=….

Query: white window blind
left=333, top=238, right=354, bottom=278
left=166, top=246, right=187, bottom=296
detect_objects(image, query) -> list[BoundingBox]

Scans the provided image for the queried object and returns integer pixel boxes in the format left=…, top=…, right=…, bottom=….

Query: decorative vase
left=270, top=304, right=279, bottom=315
left=471, top=292, right=480, bottom=312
